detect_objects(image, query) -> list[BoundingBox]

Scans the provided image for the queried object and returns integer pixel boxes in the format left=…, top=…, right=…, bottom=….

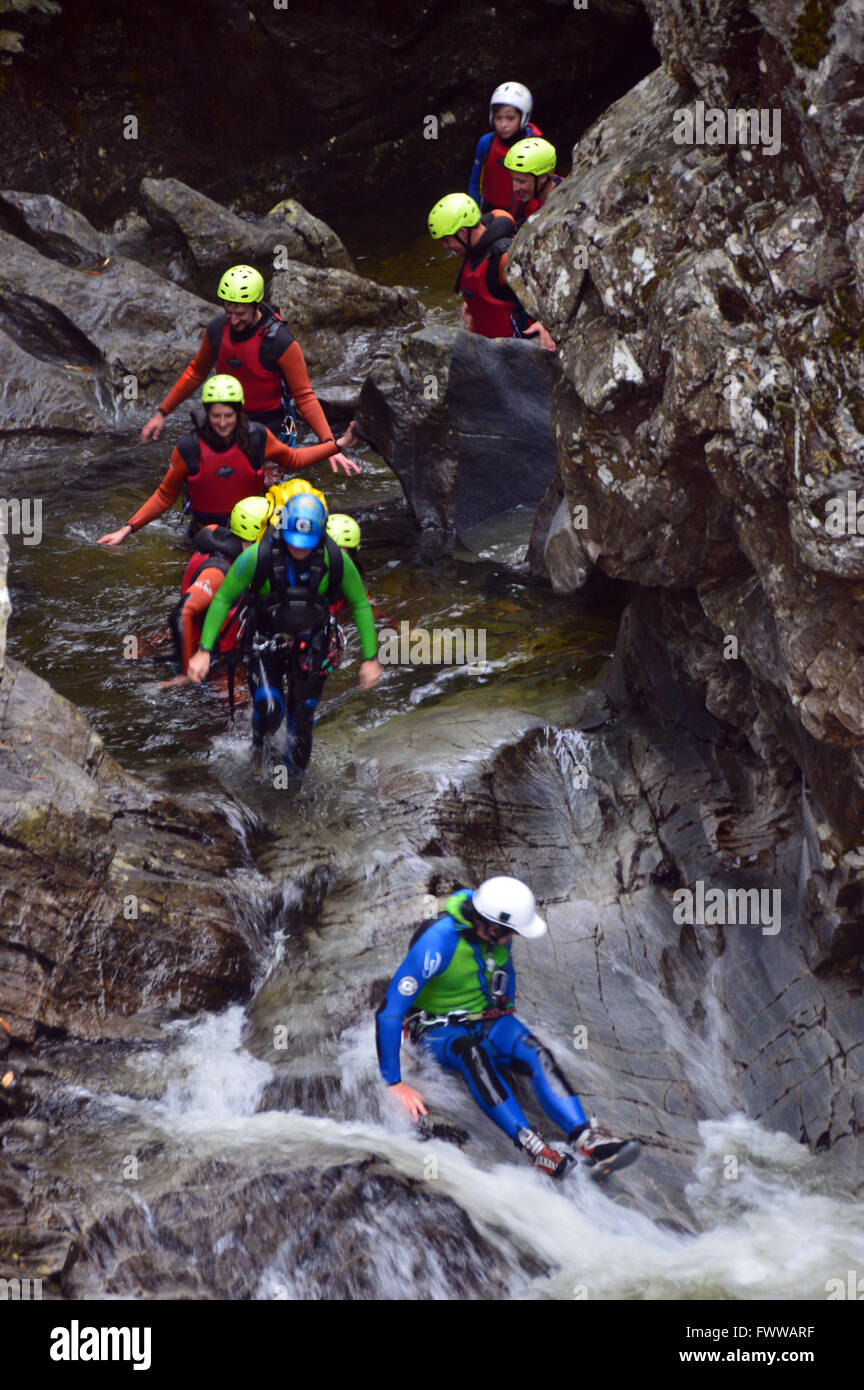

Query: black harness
left=248, top=530, right=344, bottom=644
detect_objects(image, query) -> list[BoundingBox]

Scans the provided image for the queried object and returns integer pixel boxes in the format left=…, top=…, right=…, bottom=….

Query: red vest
left=215, top=319, right=282, bottom=413
left=180, top=527, right=244, bottom=655
left=457, top=213, right=518, bottom=339
left=184, top=436, right=264, bottom=519
left=482, top=122, right=543, bottom=209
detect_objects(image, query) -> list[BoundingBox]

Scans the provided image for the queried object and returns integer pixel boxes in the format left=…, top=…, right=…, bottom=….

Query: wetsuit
left=199, top=533, right=376, bottom=768
left=169, top=525, right=246, bottom=675
left=155, top=302, right=334, bottom=444
left=126, top=420, right=336, bottom=534
left=375, top=889, right=587, bottom=1141
left=468, top=121, right=544, bottom=214
left=456, top=211, right=526, bottom=339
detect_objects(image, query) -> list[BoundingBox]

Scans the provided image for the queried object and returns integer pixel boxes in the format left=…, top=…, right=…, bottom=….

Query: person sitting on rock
left=468, top=82, right=544, bottom=215
left=139, top=263, right=358, bottom=473
left=428, top=194, right=556, bottom=350
left=376, top=876, right=642, bottom=1179
left=98, top=375, right=337, bottom=545
left=187, top=493, right=381, bottom=772
left=163, top=495, right=270, bottom=689
left=504, top=137, right=563, bottom=227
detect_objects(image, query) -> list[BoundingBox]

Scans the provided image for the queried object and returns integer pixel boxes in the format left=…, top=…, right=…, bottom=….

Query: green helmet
left=428, top=193, right=481, bottom=240
left=326, top=513, right=361, bottom=550
left=230, top=496, right=270, bottom=542
left=202, top=374, right=245, bottom=407
left=217, top=264, right=264, bottom=303
left=503, top=137, right=557, bottom=177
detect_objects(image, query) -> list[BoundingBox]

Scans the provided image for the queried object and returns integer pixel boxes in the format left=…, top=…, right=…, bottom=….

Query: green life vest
left=414, top=890, right=511, bottom=1016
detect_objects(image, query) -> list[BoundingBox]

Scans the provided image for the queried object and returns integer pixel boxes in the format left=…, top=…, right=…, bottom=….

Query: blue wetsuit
left=376, top=891, right=587, bottom=1142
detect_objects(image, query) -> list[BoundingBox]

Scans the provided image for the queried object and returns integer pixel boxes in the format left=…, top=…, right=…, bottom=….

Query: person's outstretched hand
left=389, top=1082, right=427, bottom=1122
left=141, top=412, right=165, bottom=443
left=329, top=451, right=361, bottom=475
left=336, top=420, right=364, bottom=451
left=98, top=525, right=132, bottom=546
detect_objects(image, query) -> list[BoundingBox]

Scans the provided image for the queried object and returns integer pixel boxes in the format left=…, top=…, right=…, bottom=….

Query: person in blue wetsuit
left=375, top=876, right=641, bottom=1178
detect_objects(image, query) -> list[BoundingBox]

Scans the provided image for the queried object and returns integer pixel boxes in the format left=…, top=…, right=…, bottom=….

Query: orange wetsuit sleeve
left=127, top=449, right=187, bottom=531
left=263, top=429, right=338, bottom=474
left=276, top=341, right=333, bottom=443
left=158, top=332, right=217, bottom=416
left=180, top=568, right=224, bottom=672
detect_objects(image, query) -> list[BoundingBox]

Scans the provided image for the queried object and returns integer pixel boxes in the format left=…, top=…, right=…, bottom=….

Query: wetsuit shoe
left=288, top=726, right=313, bottom=772
left=569, top=1117, right=641, bottom=1176
left=516, top=1127, right=574, bottom=1179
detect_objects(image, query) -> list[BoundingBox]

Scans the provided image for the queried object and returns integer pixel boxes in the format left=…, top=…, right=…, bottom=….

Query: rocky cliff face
left=513, top=1, right=864, bottom=954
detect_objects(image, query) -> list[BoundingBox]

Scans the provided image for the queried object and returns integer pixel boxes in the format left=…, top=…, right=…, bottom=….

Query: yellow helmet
left=230, top=495, right=271, bottom=542
left=263, top=479, right=328, bottom=535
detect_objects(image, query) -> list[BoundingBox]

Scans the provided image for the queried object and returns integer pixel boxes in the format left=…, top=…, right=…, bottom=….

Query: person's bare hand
left=141, top=412, right=165, bottom=443
left=389, top=1082, right=427, bottom=1121
left=187, top=650, right=211, bottom=685
left=329, top=450, right=361, bottom=475
left=98, top=525, right=132, bottom=546
left=358, top=658, right=382, bottom=690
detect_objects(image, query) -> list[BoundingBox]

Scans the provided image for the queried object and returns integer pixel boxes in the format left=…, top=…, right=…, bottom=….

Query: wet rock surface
left=61, top=1157, right=529, bottom=1300
left=0, top=181, right=425, bottom=438
left=268, top=262, right=423, bottom=379
left=0, top=656, right=253, bottom=1044
left=140, top=177, right=353, bottom=277
left=356, top=326, right=560, bottom=537
left=512, top=5, right=864, bottom=934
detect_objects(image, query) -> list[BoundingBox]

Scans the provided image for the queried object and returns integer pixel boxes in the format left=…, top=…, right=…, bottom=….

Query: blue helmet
left=282, top=493, right=327, bottom=549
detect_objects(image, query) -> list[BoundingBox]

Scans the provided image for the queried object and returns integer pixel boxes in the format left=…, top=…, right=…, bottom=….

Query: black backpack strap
left=324, top=535, right=344, bottom=598
left=247, top=421, right=268, bottom=468
left=177, top=431, right=202, bottom=476
left=407, top=917, right=439, bottom=949
left=206, top=313, right=225, bottom=355
left=251, top=529, right=276, bottom=596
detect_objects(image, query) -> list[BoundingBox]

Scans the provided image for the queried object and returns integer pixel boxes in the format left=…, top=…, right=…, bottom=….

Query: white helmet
left=472, top=876, right=546, bottom=938
left=489, top=82, right=533, bottom=129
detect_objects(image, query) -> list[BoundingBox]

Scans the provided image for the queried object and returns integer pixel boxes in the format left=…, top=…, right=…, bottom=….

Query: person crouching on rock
left=187, top=493, right=381, bottom=772
left=98, top=375, right=338, bottom=546
left=428, top=194, right=556, bottom=351
left=163, top=495, right=271, bottom=689
left=138, top=263, right=358, bottom=474
left=376, top=876, right=642, bottom=1179
left=504, top=137, right=563, bottom=227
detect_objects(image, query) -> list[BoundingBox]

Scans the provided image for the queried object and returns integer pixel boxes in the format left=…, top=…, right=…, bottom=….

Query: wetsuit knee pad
left=252, top=683, right=284, bottom=734
left=450, top=1036, right=509, bottom=1109
left=519, top=1034, right=572, bottom=1099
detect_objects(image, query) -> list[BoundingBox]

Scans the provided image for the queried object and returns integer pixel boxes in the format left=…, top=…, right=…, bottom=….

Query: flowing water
left=3, top=226, right=863, bottom=1301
